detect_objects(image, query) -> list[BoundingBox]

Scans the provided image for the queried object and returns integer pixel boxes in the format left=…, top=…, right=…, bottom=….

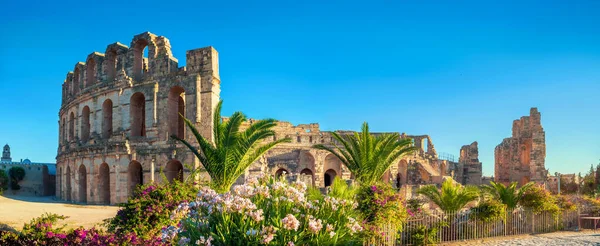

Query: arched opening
left=69, top=112, right=75, bottom=141
left=166, top=160, right=183, bottom=182
left=102, top=99, right=113, bottom=139
left=78, top=164, right=87, bottom=203
left=275, top=168, right=289, bottom=178
left=99, top=163, right=110, bottom=204
left=133, top=39, right=149, bottom=81
left=128, top=161, right=143, bottom=196
left=382, top=169, right=391, bottom=183
left=81, top=106, right=90, bottom=143
left=57, top=167, right=62, bottom=199
left=168, top=86, right=185, bottom=139
left=66, top=166, right=71, bottom=201
left=86, top=58, right=96, bottom=86
left=61, top=118, right=66, bottom=142
left=106, top=49, right=117, bottom=81
left=324, top=169, right=337, bottom=187
left=299, top=168, right=315, bottom=186
left=73, top=68, right=80, bottom=94
left=130, top=92, right=146, bottom=137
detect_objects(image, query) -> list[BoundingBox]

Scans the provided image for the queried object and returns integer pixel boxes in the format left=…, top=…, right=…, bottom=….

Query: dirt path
left=0, top=195, right=119, bottom=231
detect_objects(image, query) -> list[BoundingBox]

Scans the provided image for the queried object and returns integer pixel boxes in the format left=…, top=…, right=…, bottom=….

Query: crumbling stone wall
left=458, top=141, right=483, bottom=185
left=494, top=108, right=547, bottom=186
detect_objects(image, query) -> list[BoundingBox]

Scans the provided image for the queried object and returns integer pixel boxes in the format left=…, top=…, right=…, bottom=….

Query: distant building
left=0, top=144, right=56, bottom=196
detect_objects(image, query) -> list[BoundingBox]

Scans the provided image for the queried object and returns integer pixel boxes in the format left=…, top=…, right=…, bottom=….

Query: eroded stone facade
left=57, top=32, right=461, bottom=205
left=494, top=108, right=547, bottom=186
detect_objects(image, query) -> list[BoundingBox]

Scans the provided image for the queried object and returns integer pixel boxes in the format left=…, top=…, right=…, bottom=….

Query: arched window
left=99, top=163, right=110, bottom=204
left=57, top=167, right=62, bottom=199
left=102, top=99, right=113, bottom=139
left=69, top=112, right=75, bottom=141
left=299, top=168, right=315, bottom=186
left=133, top=39, right=149, bottom=81
left=166, top=160, right=183, bottom=182
left=78, top=164, right=87, bottom=203
left=128, top=161, right=143, bottom=196
left=66, top=166, right=72, bottom=201
left=86, top=59, right=96, bottom=86
left=275, top=168, right=289, bottom=178
left=73, top=68, right=80, bottom=94
left=106, top=49, right=117, bottom=82
left=130, top=92, right=146, bottom=137
left=324, top=169, right=337, bottom=187
left=81, top=106, right=90, bottom=143
left=61, top=118, right=65, bottom=142
left=168, top=86, right=185, bottom=139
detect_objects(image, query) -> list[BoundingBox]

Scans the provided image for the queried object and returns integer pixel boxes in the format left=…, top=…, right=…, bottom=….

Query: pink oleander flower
left=308, top=218, right=323, bottom=233
left=281, top=214, right=300, bottom=231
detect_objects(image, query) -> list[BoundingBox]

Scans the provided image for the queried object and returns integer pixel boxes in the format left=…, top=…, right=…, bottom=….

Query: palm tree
left=173, top=100, right=291, bottom=193
left=481, top=181, right=533, bottom=210
left=417, top=179, right=479, bottom=212
left=313, top=122, right=416, bottom=187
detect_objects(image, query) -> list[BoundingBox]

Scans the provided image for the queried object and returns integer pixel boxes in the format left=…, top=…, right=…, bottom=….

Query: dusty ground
left=443, top=231, right=600, bottom=246
left=0, top=195, right=119, bottom=231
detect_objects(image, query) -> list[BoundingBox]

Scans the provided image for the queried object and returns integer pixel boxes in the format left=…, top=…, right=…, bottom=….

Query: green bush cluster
left=103, top=180, right=198, bottom=239
left=8, top=166, right=25, bottom=190
left=470, top=200, right=505, bottom=222
left=0, top=169, right=9, bottom=194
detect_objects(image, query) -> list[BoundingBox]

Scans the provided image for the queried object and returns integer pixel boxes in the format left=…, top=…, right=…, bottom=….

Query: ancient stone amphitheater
left=56, top=32, right=474, bottom=205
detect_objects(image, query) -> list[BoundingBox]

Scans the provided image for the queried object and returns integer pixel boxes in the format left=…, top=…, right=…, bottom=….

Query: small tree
left=0, top=169, right=9, bottom=194
left=481, top=181, right=533, bottom=210
left=8, top=167, right=25, bottom=190
left=417, top=179, right=479, bottom=212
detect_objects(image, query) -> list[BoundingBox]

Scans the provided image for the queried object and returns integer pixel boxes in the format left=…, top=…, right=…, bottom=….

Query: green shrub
left=8, top=167, right=25, bottom=190
left=104, top=180, right=197, bottom=240
left=555, top=195, right=576, bottom=211
left=470, top=200, right=505, bottom=222
left=408, top=223, right=444, bottom=246
left=519, top=184, right=560, bottom=214
left=0, top=169, right=8, bottom=194
left=328, top=177, right=357, bottom=200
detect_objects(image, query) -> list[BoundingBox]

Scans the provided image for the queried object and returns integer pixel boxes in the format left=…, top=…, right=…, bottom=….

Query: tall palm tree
left=313, top=122, right=416, bottom=187
left=173, top=100, right=291, bottom=193
left=417, top=179, right=479, bottom=212
left=481, top=181, right=533, bottom=210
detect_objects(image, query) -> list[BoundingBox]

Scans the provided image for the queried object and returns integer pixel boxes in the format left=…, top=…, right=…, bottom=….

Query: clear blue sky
left=0, top=1, right=598, bottom=176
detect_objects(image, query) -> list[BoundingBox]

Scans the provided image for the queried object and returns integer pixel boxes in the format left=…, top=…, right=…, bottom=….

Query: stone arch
left=299, top=168, right=315, bottom=186
left=86, top=58, right=96, bottom=86
left=99, top=163, right=110, bottom=204
left=128, top=161, right=143, bottom=196
left=299, top=151, right=316, bottom=173
left=324, top=154, right=342, bottom=177
left=324, top=169, right=337, bottom=187
left=105, top=49, right=118, bottom=82
left=69, top=112, right=75, bottom=141
left=165, top=160, right=183, bottom=182
left=275, top=168, right=289, bottom=178
left=61, top=118, right=66, bottom=142
left=66, top=166, right=72, bottom=201
left=382, top=169, right=391, bottom=183
left=78, top=164, right=87, bottom=203
left=81, top=106, right=91, bottom=143
left=133, top=38, right=149, bottom=81
left=168, top=86, right=185, bottom=139
left=73, top=67, right=80, bottom=94
left=130, top=92, right=146, bottom=137
left=102, top=99, right=113, bottom=139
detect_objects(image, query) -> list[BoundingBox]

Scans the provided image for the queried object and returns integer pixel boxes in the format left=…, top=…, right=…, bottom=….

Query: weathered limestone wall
left=0, top=163, right=53, bottom=196
left=494, top=108, right=547, bottom=186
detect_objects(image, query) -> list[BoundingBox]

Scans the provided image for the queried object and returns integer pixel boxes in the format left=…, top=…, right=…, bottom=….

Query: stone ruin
left=495, top=108, right=547, bottom=186
left=55, top=31, right=482, bottom=204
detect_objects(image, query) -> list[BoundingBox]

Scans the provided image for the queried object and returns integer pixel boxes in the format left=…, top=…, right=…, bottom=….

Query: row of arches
left=66, top=38, right=150, bottom=97
left=61, top=86, right=186, bottom=143
left=57, top=160, right=184, bottom=204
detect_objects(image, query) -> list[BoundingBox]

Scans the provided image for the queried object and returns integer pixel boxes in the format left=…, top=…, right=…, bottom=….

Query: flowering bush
left=104, top=180, right=198, bottom=239
left=555, top=195, right=576, bottom=212
left=163, top=175, right=364, bottom=245
left=356, top=182, right=407, bottom=240
left=519, top=184, right=560, bottom=214
left=0, top=213, right=166, bottom=246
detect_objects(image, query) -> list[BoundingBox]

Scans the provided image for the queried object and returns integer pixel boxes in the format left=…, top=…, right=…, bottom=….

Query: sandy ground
left=443, top=231, right=600, bottom=246
left=0, top=195, right=119, bottom=231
